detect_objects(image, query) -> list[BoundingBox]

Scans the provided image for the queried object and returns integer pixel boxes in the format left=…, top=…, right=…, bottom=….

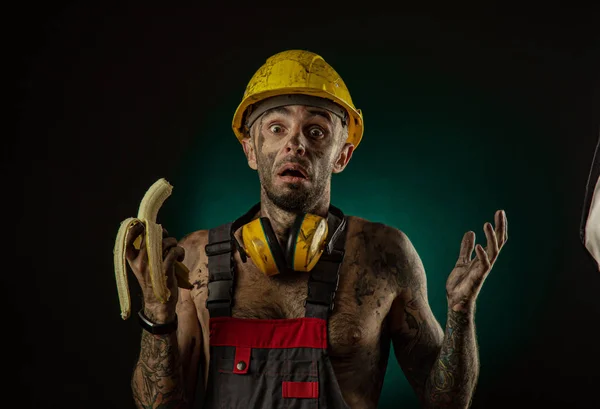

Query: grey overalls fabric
left=199, top=204, right=352, bottom=409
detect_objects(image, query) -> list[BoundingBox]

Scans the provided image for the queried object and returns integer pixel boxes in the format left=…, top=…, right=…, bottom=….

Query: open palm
left=446, top=210, right=508, bottom=312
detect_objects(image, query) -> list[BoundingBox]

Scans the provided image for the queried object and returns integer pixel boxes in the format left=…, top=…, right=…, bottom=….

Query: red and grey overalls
left=200, top=204, right=352, bottom=409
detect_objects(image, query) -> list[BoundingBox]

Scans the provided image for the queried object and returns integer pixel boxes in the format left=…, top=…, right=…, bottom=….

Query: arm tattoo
left=384, top=226, right=480, bottom=408
left=426, top=309, right=479, bottom=408
left=131, top=331, right=186, bottom=409
left=399, top=299, right=441, bottom=397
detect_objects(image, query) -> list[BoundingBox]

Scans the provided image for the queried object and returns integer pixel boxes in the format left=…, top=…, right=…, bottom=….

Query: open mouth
left=278, top=164, right=309, bottom=180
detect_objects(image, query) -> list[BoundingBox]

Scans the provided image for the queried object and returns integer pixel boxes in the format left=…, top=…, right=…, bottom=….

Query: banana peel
left=113, top=178, right=192, bottom=320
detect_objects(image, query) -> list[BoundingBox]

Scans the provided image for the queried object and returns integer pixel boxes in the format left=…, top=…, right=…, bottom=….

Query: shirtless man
left=126, top=50, right=508, bottom=409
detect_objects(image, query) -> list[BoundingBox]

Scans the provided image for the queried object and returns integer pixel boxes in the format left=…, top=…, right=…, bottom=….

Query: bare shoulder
left=344, top=217, right=441, bottom=348
left=178, top=229, right=209, bottom=247
left=345, top=215, right=426, bottom=291
left=346, top=215, right=410, bottom=245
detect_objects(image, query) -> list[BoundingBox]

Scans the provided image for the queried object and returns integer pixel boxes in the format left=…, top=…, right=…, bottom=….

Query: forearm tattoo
left=131, top=331, right=186, bottom=409
left=426, top=309, right=478, bottom=408
left=396, top=300, right=442, bottom=399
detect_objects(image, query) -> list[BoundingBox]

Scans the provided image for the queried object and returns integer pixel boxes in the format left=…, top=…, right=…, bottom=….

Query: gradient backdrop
left=12, top=3, right=600, bottom=409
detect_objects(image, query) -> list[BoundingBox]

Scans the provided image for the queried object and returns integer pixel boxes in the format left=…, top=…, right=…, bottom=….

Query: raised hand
left=446, top=210, right=508, bottom=312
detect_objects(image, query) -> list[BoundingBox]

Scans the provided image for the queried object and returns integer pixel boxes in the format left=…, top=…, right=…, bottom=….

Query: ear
left=332, top=142, right=354, bottom=174
left=241, top=137, right=258, bottom=170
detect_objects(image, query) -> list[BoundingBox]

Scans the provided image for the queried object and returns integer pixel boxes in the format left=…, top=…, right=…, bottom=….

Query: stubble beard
left=257, top=155, right=331, bottom=214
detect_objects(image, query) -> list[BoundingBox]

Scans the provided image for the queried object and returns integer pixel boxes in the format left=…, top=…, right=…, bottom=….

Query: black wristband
left=138, top=310, right=178, bottom=335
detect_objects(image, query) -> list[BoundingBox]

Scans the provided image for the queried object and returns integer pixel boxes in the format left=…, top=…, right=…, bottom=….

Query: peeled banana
left=113, top=178, right=192, bottom=320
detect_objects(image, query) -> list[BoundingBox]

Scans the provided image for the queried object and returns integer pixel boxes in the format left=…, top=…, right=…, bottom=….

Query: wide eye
left=308, top=126, right=325, bottom=138
left=270, top=124, right=284, bottom=134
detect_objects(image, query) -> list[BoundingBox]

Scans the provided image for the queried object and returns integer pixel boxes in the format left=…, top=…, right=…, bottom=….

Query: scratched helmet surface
left=232, top=49, right=364, bottom=149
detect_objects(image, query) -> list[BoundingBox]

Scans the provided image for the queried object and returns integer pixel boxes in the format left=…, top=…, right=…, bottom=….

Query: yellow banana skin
left=113, top=178, right=192, bottom=320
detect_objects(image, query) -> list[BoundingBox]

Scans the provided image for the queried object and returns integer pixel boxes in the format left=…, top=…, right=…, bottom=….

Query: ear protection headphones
left=232, top=203, right=346, bottom=276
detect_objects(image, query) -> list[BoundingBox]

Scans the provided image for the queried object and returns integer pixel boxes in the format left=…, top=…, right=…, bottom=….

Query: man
left=125, top=50, right=508, bottom=409
left=581, top=133, right=600, bottom=271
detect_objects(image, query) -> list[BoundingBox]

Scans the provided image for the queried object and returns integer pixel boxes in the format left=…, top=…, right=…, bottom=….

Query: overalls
left=200, top=205, right=352, bottom=409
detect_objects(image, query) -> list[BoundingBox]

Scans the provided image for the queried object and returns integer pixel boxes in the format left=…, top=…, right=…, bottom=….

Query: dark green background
left=162, top=48, right=563, bottom=408
left=12, top=3, right=600, bottom=409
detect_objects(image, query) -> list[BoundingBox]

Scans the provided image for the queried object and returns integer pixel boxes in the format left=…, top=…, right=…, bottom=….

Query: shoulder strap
left=205, top=223, right=235, bottom=318
left=304, top=206, right=348, bottom=320
left=204, top=204, right=260, bottom=318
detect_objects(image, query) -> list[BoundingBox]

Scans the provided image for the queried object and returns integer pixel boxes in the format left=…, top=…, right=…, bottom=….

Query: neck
left=259, top=190, right=331, bottom=248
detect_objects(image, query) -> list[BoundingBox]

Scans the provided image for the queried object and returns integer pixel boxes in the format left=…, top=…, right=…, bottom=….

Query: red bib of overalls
left=201, top=205, right=351, bottom=409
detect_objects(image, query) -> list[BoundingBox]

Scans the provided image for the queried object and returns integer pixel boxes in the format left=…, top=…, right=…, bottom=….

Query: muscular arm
left=387, top=229, right=478, bottom=409
left=132, top=327, right=184, bottom=408
left=426, top=308, right=478, bottom=408
left=131, top=235, right=203, bottom=409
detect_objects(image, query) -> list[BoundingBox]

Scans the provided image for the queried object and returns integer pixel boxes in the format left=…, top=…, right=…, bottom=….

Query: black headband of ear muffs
left=285, top=214, right=308, bottom=269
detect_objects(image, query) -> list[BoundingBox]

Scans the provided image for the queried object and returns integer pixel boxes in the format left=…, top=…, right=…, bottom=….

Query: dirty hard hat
left=232, top=49, right=364, bottom=149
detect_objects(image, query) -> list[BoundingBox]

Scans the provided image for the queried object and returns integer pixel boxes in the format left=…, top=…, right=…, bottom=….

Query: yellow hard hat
left=232, top=50, right=364, bottom=149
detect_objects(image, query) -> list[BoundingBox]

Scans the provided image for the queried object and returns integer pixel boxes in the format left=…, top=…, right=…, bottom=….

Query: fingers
left=126, top=226, right=182, bottom=293
left=495, top=209, right=508, bottom=247
left=456, top=231, right=476, bottom=266
left=503, top=210, right=508, bottom=243
left=484, top=221, right=499, bottom=263
left=125, top=222, right=145, bottom=261
left=162, top=237, right=178, bottom=258
left=162, top=235, right=185, bottom=262
left=458, top=209, right=507, bottom=268
left=164, top=245, right=186, bottom=272
left=470, top=243, right=491, bottom=288
left=129, top=227, right=176, bottom=261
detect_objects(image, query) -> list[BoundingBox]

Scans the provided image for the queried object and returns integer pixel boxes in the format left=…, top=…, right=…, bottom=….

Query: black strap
left=324, top=205, right=346, bottom=256
left=304, top=209, right=347, bottom=320
left=138, top=310, right=178, bottom=335
left=205, top=223, right=234, bottom=317
left=286, top=214, right=307, bottom=269
left=204, top=205, right=260, bottom=318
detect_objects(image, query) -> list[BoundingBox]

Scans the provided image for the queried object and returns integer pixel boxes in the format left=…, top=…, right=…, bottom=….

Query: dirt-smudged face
left=242, top=104, right=354, bottom=213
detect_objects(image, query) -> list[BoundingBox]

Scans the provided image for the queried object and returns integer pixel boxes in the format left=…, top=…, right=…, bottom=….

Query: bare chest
left=190, top=228, right=401, bottom=408
left=186, top=217, right=410, bottom=407
left=191, top=248, right=396, bottom=361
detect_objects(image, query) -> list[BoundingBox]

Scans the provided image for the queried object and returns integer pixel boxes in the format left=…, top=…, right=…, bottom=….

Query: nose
left=285, top=129, right=306, bottom=156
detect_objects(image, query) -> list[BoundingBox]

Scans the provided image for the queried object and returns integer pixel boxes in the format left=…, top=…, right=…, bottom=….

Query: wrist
left=143, top=304, right=176, bottom=324
left=447, top=298, right=476, bottom=314
left=138, top=309, right=178, bottom=335
left=446, top=305, right=475, bottom=326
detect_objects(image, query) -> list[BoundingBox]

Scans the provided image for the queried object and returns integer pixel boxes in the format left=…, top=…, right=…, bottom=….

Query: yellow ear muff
left=242, top=218, right=281, bottom=276
left=242, top=213, right=329, bottom=275
left=288, top=214, right=329, bottom=272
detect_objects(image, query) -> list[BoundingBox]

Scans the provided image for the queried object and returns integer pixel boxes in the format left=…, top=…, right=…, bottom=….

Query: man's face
left=243, top=104, right=354, bottom=213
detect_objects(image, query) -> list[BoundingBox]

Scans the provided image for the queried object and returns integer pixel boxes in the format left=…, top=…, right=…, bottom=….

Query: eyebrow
left=306, top=108, right=333, bottom=123
left=263, top=107, right=334, bottom=124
